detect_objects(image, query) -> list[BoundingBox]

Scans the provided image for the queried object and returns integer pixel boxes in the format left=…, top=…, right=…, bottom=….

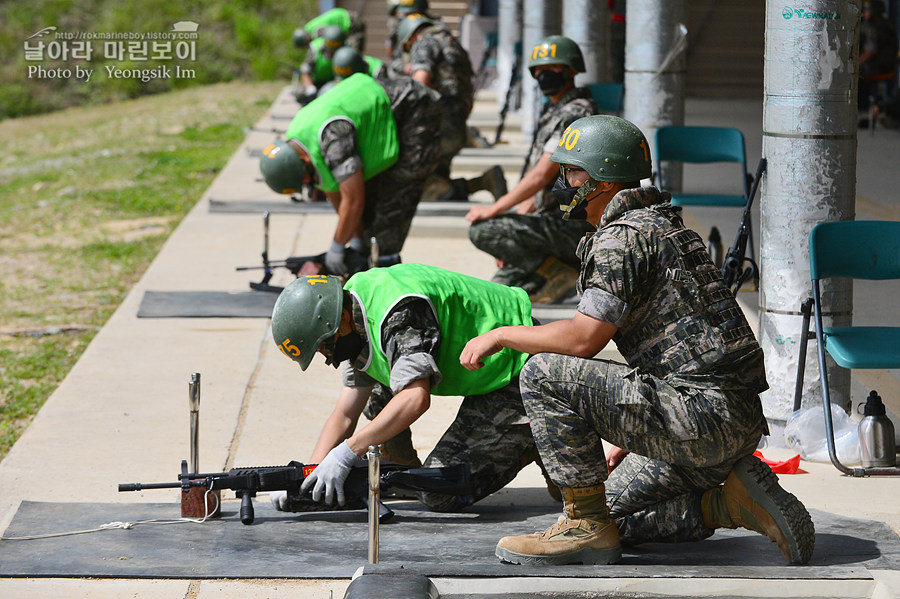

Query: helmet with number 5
left=271, top=275, right=344, bottom=370
left=527, top=35, right=585, bottom=76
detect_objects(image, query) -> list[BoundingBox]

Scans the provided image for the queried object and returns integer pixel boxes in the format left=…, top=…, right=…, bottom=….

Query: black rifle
left=119, top=459, right=473, bottom=525
left=235, top=212, right=392, bottom=293
left=721, top=157, right=767, bottom=295
left=493, top=41, right=522, bottom=146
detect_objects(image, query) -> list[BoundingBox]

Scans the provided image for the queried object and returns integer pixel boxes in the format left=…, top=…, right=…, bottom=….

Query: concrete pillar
left=623, top=0, right=686, bottom=188
left=759, top=1, right=859, bottom=442
left=562, top=0, right=608, bottom=85
left=521, top=0, right=562, bottom=140
left=496, top=0, right=523, bottom=111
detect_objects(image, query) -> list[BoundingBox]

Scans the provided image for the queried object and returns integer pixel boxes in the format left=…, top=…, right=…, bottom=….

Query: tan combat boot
left=701, top=454, right=815, bottom=564
left=380, top=429, right=421, bottom=499
left=495, top=484, right=622, bottom=565
left=529, top=257, right=579, bottom=304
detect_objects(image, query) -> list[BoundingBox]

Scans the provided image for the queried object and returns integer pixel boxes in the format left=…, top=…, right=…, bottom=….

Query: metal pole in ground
left=758, top=0, right=859, bottom=441
left=367, top=445, right=382, bottom=564
left=623, top=0, right=686, bottom=189
left=521, top=0, right=562, bottom=140
left=562, top=0, right=608, bottom=85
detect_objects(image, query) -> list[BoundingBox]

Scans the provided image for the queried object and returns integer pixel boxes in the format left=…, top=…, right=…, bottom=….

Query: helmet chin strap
left=561, top=178, right=598, bottom=221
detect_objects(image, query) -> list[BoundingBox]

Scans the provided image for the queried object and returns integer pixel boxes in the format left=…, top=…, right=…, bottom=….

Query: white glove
left=300, top=440, right=359, bottom=506
left=270, top=490, right=289, bottom=511
left=325, top=240, right=347, bottom=275
left=304, top=84, right=318, bottom=97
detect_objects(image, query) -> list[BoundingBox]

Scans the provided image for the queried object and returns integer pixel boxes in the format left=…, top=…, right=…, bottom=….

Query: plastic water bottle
left=858, top=390, right=896, bottom=468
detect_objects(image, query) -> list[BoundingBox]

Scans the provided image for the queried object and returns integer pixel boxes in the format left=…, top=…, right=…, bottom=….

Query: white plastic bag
left=785, top=404, right=861, bottom=465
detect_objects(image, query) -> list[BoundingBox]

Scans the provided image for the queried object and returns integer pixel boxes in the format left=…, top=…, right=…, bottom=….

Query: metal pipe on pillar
left=623, top=0, right=686, bottom=189
left=521, top=0, right=562, bottom=140
left=758, top=0, right=858, bottom=441
left=497, top=0, right=523, bottom=113
left=562, top=0, right=608, bottom=85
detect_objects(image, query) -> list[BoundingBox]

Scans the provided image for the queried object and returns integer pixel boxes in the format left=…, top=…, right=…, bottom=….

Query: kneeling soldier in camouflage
left=461, top=115, right=815, bottom=565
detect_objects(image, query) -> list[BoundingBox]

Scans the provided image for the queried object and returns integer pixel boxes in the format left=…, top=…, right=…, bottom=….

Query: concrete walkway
left=1, top=85, right=899, bottom=598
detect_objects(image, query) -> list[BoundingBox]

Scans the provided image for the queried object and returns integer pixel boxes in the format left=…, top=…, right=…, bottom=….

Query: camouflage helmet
left=332, top=46, right=369, bottom=79
left=550, top=115, right=651, bottom=182
left=550, top=116, right=651, bottom=220
left=397, top=14, right=433, bottom=47
left=293, top=28, right=311, bottom=49
left=527, top=35, right=586, bottom=75
left=271, top=275, right=344, bottom=371
left=392, top=0, right=429, bottom=16
left=259, top=140, right=308, bottom=195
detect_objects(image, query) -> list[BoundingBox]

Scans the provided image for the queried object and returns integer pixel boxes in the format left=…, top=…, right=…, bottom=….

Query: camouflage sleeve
left=342, top=361, right=377, bottom=388
left=380, top=297, right=443, bottom=393
left=541, top=98, right=597, bottom=154
left=408, top=36, right=440, bottom=75
left=299, top=49, right=316, bottom=75
left=576, top=225, right=652, bottom=326
left=320, top=119, right=363, bottom=183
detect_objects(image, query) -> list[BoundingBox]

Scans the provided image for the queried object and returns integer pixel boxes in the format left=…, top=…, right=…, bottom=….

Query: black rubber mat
left=208, top=198, right=473, bottom=217
left=137, top=291, right=277, bottom=318
left=0, top=501, right=896, bottom=579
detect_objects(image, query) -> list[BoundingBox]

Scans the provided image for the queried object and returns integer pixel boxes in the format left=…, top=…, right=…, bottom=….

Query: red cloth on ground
left=754, top=450, right=804, bottom=474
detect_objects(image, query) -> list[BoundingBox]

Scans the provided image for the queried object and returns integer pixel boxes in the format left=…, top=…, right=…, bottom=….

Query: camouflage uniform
left=407, top=24, right=475, bottom=179
left=520, top=186, right=770, bottom=545
left=319, top=76, right=442, bottom=256
left=469, top=87, right=598, bottom=291
left=343, top=296, right=536, bottom=512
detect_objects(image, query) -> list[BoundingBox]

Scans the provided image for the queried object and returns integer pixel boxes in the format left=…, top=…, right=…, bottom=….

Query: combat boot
left=495, top=484, right=621, bottom=565
left=701, top=454, right=815, bottom=564
left=529, top=257, right=579, bottom=304
left=471, top=165, right=508, bottom=200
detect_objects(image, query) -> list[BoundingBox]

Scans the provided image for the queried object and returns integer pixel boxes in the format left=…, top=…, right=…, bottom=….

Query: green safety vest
left=304, top=8, right=352, bottom=36
left=309, top=38, right=334, bottom=85
left=286, top=74, right=399, bottom=192
left=364, top=56, right=384, bottom=77
left=344, top=264, right=533, bottom=396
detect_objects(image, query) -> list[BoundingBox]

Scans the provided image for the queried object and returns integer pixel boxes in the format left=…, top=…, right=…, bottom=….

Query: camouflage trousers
left=434, top=95, right=470, bottom=179
left=469, top=213, right=595, bottom=291
left=362, top=95, right=442, bottom=256
left=364, top=379, right=536, bottom=512
left=520, top=353, right=767, bottom=545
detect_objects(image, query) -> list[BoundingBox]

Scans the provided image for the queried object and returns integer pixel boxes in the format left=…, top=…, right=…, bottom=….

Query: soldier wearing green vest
left=293, top=7, right=365, bottom=53
left=331, top=46, right=386, bottom=81
left=268, top=264, right=545, bottom=512
left=260, top=74, right=441, bottom=276
left=461, top=115, right=815, bottom=566
left=296, top=26, right=346, bottom=104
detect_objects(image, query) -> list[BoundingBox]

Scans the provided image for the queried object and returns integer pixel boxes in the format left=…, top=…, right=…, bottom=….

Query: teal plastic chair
left=793, top=220, right=900, bottom=476
left=654, top=125, right=755, bottom=272
left=586, top=83, right=624, bottom=115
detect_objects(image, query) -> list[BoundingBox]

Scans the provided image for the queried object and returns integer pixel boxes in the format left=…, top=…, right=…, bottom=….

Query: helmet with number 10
left=271, top=275, right=344, bottom=370
left=550, top=115, right=652, bottom=183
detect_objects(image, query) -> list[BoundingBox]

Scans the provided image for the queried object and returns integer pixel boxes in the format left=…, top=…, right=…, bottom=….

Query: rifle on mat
left=721, top=157, right=766, bottom=296
left=235, top=212, right=397, bottom=293
left=119, top=459, right=473, bottom=525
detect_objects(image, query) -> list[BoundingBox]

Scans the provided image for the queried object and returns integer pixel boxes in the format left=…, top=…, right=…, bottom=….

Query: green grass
left=0, top=80, right=285, bottom=460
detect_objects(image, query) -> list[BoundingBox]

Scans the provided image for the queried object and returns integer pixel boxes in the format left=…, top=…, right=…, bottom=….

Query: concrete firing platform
left=1, top=83, right=899, bottom=599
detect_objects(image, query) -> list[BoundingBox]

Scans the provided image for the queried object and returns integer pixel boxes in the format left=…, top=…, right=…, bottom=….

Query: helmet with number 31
left=271, top=275, right=344, bottom=370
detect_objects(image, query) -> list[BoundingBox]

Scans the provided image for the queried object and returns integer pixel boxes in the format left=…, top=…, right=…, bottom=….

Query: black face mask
left=536, top=69, right=567, bottom=96
left=322, top=332, right=364, bottom=369
left=551, top=174, right=588, bottom=220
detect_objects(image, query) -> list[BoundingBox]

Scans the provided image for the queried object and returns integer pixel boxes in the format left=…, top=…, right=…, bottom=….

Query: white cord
left=0, top=488, right=222, bottom=541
